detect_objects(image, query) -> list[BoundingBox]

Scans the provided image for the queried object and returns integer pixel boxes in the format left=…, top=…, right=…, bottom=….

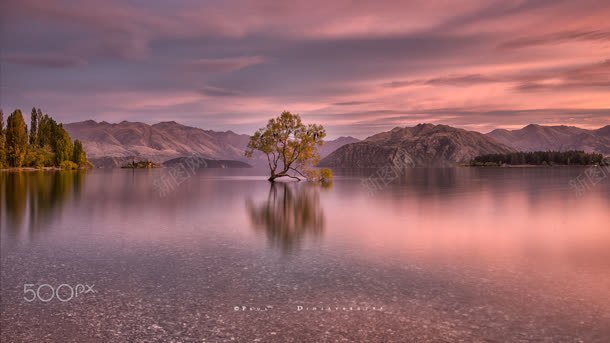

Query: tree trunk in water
left=268, top=171, right=300, bottom=182
left=268, top=172, right=281, bottom=182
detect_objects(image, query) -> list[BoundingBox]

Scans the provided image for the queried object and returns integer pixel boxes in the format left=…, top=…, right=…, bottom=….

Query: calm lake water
left=1, top=167, right=609, bottom=342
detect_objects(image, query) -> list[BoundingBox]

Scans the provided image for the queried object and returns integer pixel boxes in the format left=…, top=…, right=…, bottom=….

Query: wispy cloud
left=332, top=101, right=371, bottom=106
left=199, top=86, right=242, bottom=97
left=2, top=53, right=88, bottom=68
left=183, top=56, right=268, bottom=73
left=383, top=74, right=502, bottom=88
left=499, top=30, right=610, bottom=49
left=2, top=0, right=610, bottom=137
left=514, top=59, right=610, bottom=91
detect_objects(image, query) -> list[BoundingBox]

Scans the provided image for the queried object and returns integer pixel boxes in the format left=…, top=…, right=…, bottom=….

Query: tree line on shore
left=471, top=150, right=606, bottom=166
left=0, top=108, right=90, bottom=169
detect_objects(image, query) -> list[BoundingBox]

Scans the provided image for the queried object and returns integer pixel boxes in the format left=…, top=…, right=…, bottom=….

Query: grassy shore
left=0, top=166, right=89, bottom=172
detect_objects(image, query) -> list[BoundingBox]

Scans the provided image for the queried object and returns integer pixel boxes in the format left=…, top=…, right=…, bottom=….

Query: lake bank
left=465, top=163, right=605, bottom=168
left=0, top=166, right=63, bottom=172
left=0, top=166, right=91, bottom=172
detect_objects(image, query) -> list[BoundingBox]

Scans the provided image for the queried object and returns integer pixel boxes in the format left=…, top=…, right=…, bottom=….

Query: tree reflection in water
left=246, top=182, right=325, bottom=253
left=0, top=171, right=85, bottom=236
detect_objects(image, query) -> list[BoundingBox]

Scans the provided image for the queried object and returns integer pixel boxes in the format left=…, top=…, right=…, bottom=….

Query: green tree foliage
left=245, top=111, right=332, bottom=182
left=6, top=110, right=29, bottom=167
left=0, top=109, right=6, bottom=168
left=471, top=151, right=604, bottom=166
left=29, top=107, right=39, bottom=146
left=37, top=113, right=57, bottom=149
left=0, top=107, right=90, bottom=169
left=60, top=160, right=78, bottom=170
left=37, top=108, right=43, bottom=134
left=53, top=124, right=73, bottom=165
left=72, top=139, right=88, bottom=166
left=25, top=147, right=54, bottom=168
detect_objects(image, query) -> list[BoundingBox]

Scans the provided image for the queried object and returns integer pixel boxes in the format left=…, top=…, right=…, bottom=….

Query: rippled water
left=1, top=167, right=609, bottom=342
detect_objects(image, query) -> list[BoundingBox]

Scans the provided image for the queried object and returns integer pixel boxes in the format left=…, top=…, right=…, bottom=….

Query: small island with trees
left=470, top=150, right=606, bottom=166
left=121, top=160, right=161, bottom=169
left=0, top=108, right=91, bottom=170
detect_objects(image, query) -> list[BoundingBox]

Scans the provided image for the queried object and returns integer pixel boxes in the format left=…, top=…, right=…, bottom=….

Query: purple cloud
left=2, top=53, right=88, bottom=68
left=1, top=0, right=610, bottom=137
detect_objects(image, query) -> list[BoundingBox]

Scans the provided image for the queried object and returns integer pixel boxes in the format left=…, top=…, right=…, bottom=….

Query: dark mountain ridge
left=487, top=124, right=610, bottom=154
left=320, top=123, right=514, bottom=168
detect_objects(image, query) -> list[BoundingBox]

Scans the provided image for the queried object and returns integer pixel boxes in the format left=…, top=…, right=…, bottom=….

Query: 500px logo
left=23, top=283, right=96, bottom=302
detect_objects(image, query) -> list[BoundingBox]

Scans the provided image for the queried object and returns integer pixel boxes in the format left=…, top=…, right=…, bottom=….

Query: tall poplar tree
left=36, top=108, right=43, bottom=146
left=72, top=139, right=87, bottom=166
left=6, top=110, right=29, bottom=167
left=53, top=124, right=73, bottom=165
left=29, top=107, right=39, bottom=146
left=0, top=109, right=5, bottom=167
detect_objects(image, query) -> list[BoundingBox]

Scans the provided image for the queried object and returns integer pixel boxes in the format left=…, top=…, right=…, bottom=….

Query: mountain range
left=487, top=124, right=610, bottom=155
left=319, top=124, right=514, bottom=168
left=64, top=120, right=359, bottom=168
left=65, top=120, right=609, bottom=168
left=321, top=123, right=609, bottom=168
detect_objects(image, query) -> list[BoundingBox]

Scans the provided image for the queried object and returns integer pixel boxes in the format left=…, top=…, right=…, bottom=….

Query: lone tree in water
left=245, top=111, right=332, bottom=183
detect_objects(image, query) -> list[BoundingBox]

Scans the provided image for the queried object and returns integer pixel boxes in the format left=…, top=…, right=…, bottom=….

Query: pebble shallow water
left=2, top=168, right=609, bottom=342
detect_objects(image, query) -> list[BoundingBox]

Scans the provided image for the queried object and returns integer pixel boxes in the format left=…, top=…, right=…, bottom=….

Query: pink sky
left=1, top=0, right=609, bottom=138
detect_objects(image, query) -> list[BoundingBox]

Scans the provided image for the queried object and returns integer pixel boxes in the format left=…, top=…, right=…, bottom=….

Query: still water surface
left=1, top=168, right=609, bottom=342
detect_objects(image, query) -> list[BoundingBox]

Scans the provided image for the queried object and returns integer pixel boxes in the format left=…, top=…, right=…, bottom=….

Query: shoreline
left=0, top=167, right=88, bottom=172
left=457, top=163, right=601, bottom=168
left=463, top=164, right=598, bottom=168
left=2, top=165, right=602, bottom=172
